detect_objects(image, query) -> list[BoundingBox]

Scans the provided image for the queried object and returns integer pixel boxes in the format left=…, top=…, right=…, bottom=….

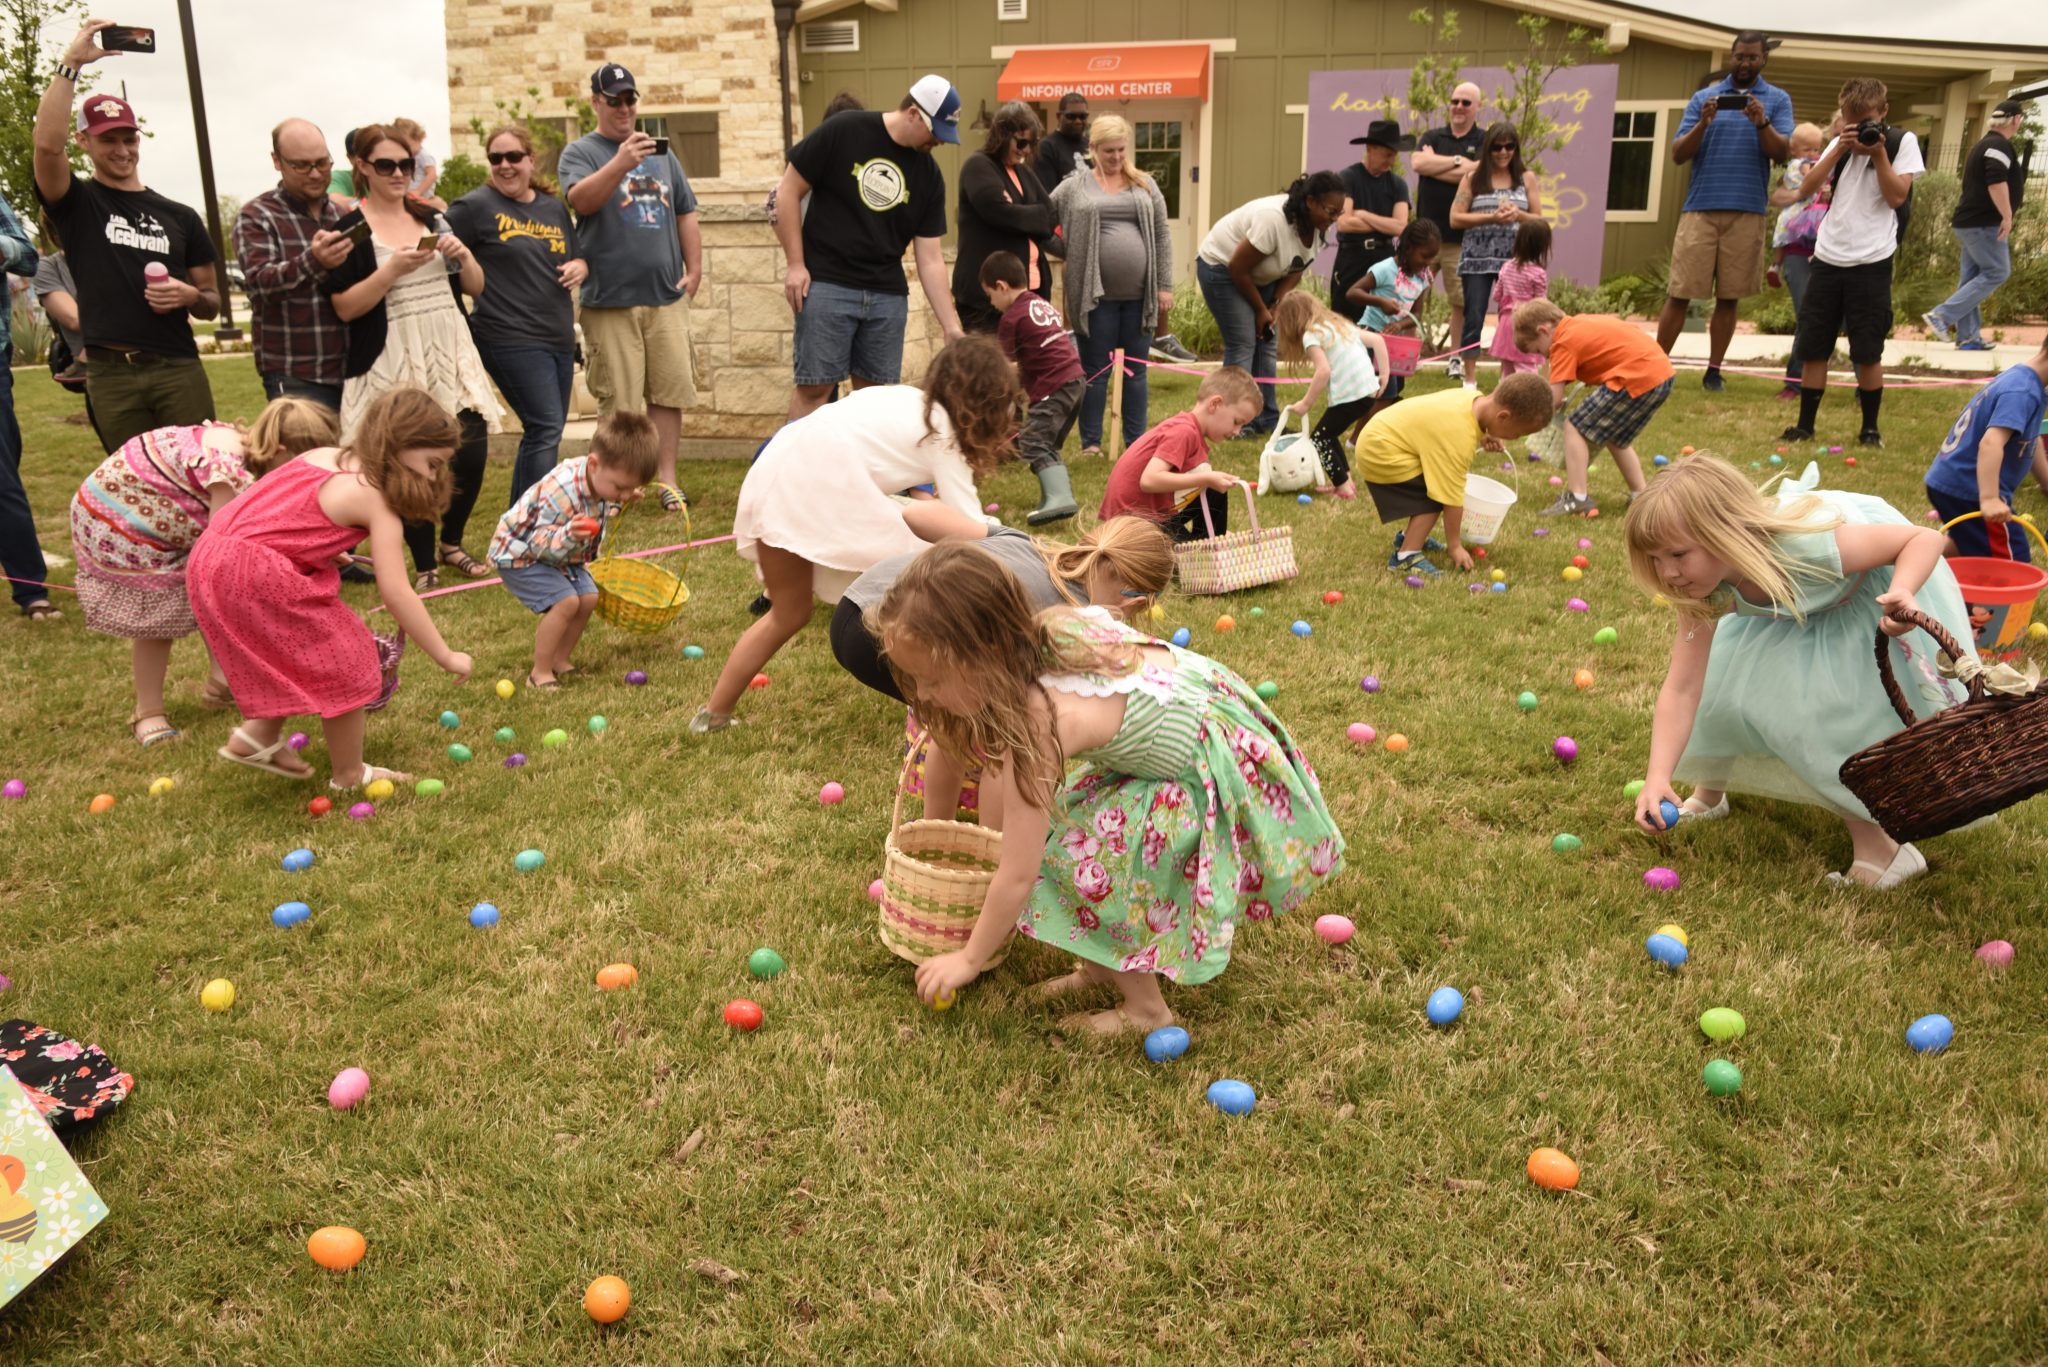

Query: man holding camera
left=1924, top=99, right=2028, bottom=352
left=1656, top=32, right=1794, bottom=392
left=235, top=118, right=352, bottom=410
left=561, top=62, right=703, bottom=506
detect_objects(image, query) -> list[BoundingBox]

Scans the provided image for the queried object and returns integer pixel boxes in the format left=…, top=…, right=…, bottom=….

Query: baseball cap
left=79, top=94, right=138, bottom=136
left=591, top=64, right=638, bottom=97
left=908, top=74, right=961, bottom=145
left=1350, top=119, right=1416, bottom=151
left=1992, top=98, right=2027, bottom=120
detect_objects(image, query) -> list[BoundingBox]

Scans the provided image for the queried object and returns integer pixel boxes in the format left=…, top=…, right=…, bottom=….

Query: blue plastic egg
left=1426, top=986, right=1465, bottom=1026
left=439, top=711, right=460, bottom=729
left=1906, top=1013, right=1954, bottom=1053
left=682, top=644, right=706, bottom=660
left=1171, top=627, right=1191, bottom=647
left=281, top=847, right=314, bottom=873
left=1144, top=1026, right=1190, bottom=1063
left=1291, top=620, right=1312, bottom=637
left=1489, top=582, right=1508, bottom=594
left=1653, top=454, right=1669, bottom=467
left=1658, top=799, right=1681, bottom=830
left=469, top=902, right=500, bottom=929
left=1297, top=493, right=1313, bottom=505
left=1646, top=932, right=1689, bottom=968
left=271, top=900, right=310, bottom=928
left=1206, top=1079, right=1257, bottom=1115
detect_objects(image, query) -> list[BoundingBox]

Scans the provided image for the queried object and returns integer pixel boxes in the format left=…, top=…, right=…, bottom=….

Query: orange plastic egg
left=1384, top=733, right=1411, bottom=752
left=307, top=1225, right=367, bottom=1271
left=584, top=1274, right=631, bottom=1323
left=1215, top=614, right=1235, bottom=632
left=88, top=793, right=116, bottom=814
left=1527, top=1147, right=1580, bottom=1191
left=595, top=963, right=638, bottom=991
left=1572, top=669, right=1595, bottom=690
left=1680, top=444, right=1696, bottom=456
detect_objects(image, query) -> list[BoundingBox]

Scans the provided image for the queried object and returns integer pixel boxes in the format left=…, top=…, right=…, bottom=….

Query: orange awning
left=997, top=45, right=1210, bottom=104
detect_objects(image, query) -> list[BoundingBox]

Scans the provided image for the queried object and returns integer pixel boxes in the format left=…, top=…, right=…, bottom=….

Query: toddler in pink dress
left=1488, top=220, right=1553, bottom=377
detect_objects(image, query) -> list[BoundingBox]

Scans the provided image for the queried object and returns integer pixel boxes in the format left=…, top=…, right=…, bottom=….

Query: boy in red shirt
left=984, top=251, right=1083, bottom=524
left=1514, top=300, right=1673, bottom=516
left=1098, top=367, right=1261, bottom=540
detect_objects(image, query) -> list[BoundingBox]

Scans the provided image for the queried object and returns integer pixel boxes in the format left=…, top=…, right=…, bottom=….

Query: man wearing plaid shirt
left=233, top=118, right=353, bottom=408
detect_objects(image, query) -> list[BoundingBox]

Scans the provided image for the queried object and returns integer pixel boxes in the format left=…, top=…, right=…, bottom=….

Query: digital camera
left=1855, top=118, right=1888, bottom=146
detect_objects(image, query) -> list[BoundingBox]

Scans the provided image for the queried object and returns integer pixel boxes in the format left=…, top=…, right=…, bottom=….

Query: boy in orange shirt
left=1514, top=299, right=1674, bottom=516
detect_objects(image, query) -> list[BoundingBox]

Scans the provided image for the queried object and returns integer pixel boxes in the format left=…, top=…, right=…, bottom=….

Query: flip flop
left=330, top=762, right=412, bottom=793
left=526, top=673, right=561, bottom=690
left=216, top=727, right=311, bottom=779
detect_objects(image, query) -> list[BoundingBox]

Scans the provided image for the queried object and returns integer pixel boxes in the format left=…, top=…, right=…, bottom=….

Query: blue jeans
left=1930, top=226, right=2013, bottom=346
left=1077, top=296, right=1151, bottom=450
left=260, top=372, right=344, bottom=410
left=0, top=350, right=46, bottom=610
left=792, top=280, right=909, bottom=386
left=1459, top=271, right=1497, bottom=353
left=477, top=343, right=574, bottom=505
left=1780, top=253, right=1813, bottom=382
left=1197, top=258, right=1279, bottom=431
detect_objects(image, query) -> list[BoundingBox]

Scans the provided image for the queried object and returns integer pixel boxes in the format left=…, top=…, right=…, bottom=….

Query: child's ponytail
left=1040, top=517, right=1174, bottom=611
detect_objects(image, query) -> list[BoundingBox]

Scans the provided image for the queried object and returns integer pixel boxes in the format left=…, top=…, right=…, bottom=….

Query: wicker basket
left=1838, top=606, right=2048, bottom=842
left=879, top=744, right=1011, bottom=967
left=590, top=490, right=690, bottom=634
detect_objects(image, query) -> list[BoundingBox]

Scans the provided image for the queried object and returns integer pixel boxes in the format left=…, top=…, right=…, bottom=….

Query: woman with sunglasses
left=324, top=124, right=502, bottom=591
left=951, top=100, right=1057, bottom=335
left=447, top=125, right=587, bottom=505
left=1449, top=122, right=1545, bottom=381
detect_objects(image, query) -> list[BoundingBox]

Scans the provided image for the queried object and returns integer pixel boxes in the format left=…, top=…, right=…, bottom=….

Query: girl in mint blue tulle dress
left=870, top=542, right=1345, bottom=1035
left=1624, top=457, right=1973, bottom=888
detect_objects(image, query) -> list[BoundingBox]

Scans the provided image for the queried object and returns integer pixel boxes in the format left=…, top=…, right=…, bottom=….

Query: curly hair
left=921, top=336, right=1025, bottom=479
left=1281, top=170, right=1347, bottom=232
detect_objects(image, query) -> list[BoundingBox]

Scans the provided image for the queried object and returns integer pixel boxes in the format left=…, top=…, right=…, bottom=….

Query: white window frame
left=1606, top=100, right=1682, bottom=224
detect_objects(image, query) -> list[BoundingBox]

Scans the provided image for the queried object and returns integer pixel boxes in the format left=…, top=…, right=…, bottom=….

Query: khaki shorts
left=580, top=302, right=697, bottom=414
left=1667, top=211, right=1766, bottom=301
left=1438, top=241, right=1464, bottom=312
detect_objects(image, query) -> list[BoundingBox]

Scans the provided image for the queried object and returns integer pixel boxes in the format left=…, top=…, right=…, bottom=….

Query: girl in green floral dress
left=871, top=543, right=1345, bottom=1034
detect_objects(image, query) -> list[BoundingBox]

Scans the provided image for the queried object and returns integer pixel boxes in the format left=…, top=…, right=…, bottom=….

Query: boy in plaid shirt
left=489, top=412, right=659, bottom=686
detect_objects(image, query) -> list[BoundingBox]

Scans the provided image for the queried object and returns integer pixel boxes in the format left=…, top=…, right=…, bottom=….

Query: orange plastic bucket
left=1942, top=512, right=2048, bottom=661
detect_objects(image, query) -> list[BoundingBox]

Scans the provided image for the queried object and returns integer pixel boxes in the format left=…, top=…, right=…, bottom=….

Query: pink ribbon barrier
left=371, top=532, right=738, bottom=614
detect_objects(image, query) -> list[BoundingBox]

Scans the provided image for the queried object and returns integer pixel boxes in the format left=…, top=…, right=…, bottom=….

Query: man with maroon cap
left=34, top=20, right=219, bottom=452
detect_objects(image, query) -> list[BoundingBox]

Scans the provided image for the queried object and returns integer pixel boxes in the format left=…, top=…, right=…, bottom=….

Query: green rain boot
left=1027, top=464, right=1079, bottom=525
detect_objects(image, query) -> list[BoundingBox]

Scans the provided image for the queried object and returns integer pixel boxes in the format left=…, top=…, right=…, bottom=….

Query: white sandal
left=216, top=727, right=312, bottom=779
left=1825, top=842, right=1926, bottom=890
left=330, top=763, right=411, bottom=793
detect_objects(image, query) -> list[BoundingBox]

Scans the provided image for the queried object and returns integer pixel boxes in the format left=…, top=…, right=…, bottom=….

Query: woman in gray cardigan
left=1049, top=114, right=1173, bottom=455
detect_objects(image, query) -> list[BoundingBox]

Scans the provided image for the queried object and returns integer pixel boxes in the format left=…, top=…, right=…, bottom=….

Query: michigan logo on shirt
left=853, top=159, right=908, bottom=213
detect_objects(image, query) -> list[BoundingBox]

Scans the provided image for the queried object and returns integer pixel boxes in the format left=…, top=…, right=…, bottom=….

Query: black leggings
left=406, top=409, right=490, bottom=574
left=830, top=597, right=903, bottom=701
left=1163, top=487, right=1230, bottom=543
left=1311, top=395, right=1377, bottom=488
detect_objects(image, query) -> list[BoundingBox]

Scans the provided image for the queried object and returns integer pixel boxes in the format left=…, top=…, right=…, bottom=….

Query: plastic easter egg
left=1577, top=537, right=1593, bottom=549
left=1623, top=779, right=1645, bottom=798
left=200, top=978, right=235, bottom=1012
left=1, top=779, right=23, bottom=800
left=1472, top=547, right=1487, bottom=559
left=439, top=711, right=460, bottom=729
left=1404, top=575, right=1426, bottom=589
left=1426, top=987, right=1464, bottom=1026
left=724, top=998, right=765, bottom=1031
left=585, top=1275, right=631, bottom=1324
left=282, top=847, right=315, bottom=872
left=1549, top=475, right=1564, bottom=486
left=1384, top=733, right=1410, bottom=752
left=1215, top=614, right=1235, bottom=631
left=308, top=795, right=334, bottom=817
left=497, top=752, right=524, bottom=771
left=448, top=744, right=473, bottom=763
left=985, top=501, right=1001, bottom=514
left=89, top=793, right=116, bottom=814
left=495, top=679, right=515, bottom=699
left=748, top=947, right=786, bottom=979
left=1489, top=582, right=1508, bottom=594
left=1171, top=627, right=1191, bottom=647
left=1566, top=597, right=1589, bottom=612
left=1643, top=866, right=1681, bottom=892
left=1323, top=590, right=1344, bottom=604
left=1346, top=723, right=1377, bottom=745
left=1906, top=1013, right=1954, bottom=1053
left=1646, top=933, right=1688, bottom=968
left=1144, top=1026, right=1191, bottom=1062
left=1593, top=627, right=1619, bottom=645
left=287, top=731, right=310, bottom=752
left=1653, top=454, right=1669, bottom=467
left=542, top=729, right=568, bottom=748
left=149, top=776, right=176, bottom=797
left=1571, top=555, right=1589, bottom=570
left=271, top=901, right=310, bottom=929
left=587, top=715, right=608, bottom=734
left=415, top=778, right=444, bottom=797
left=495, top=727, right=515, bottom=742
left=1844, top=456, right=1858, bottom=468
left=1360, top=675, right=1382, bottom=693
left=364, top=778, right=394, bottom=801
left=1702, top=1059, right=1742, bottom=1097
left=1469, top=582, right=1485, bottom=593
left=1526, top=1147, right=1579, bottom=1191
left=515, top=848, right=545, bottom=872
left=1976, top=939, right=2015, bottom=968
left=1255, top=680, right=1280, bottom=701
left=1517, top=691, right=1539, bottom=711
left=1249, top=607, right=1264, bottom=618
left=1206, top=1079, right=1257, bottom=1115
left=1291, top=620, right=1312, bottom=637
left=1532, top=526, right=1550, bottom=537
left=1828, top=444, right=1843, bottom=455
left=1574, top=669, right=1596, bottom=690
left=748, top=673, right=771, bottom=690
left=1551, top=833, right=1582, bottom=853
left=932, top=991, right=956, bottom=1011
left=819, top=782, right=845, bottom=805
left=1769, top=454, right=1783, bottom=466
left=867, top=878, right=885, bottom=902
left=328, top=1067, right=370, bottom=1109
left=1680, top=444, right=1696, bottom=456
left=625, top=670, right=648, bottom=686
left=347, top=802, right=375, bottom=821
left=307, top=1225, right=367, bottom=1272
left=1699, top=1007, right=1746, bottom=1041
left=595, top=963, right=637, bottom=991
left=1297, top=493, right=1313, bottom=505
left=1561, top=566, right=1583, bottom=582
left=1657, top=799, right=1681, bottom=829
left=683, top=644, right=706, bottom=659
left=1654, top=922, right=1688, bottom=948
left=469, top=902, right=499, bottom=928
left=1314, top=913, right=1355, bottom=945
left=1490, top=570, right=1506, bottom=583
left=1552, top=736, right=1578, bottom=763
left=2031, top=622, right=2048, bottom=642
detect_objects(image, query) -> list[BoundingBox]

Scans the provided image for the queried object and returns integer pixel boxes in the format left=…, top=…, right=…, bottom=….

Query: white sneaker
left=1446, top=355, right=1465, bottom=381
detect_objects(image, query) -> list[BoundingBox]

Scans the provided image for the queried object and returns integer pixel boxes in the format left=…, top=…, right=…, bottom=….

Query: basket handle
left=1940, top=510, right=2048, bottom=561
left=1871, top=605, right=1985, bottom=727
left=888, top=721, right=928, bottom=835
left=1196, top=479, right=1258, bottom=540
left=595, top=487, right=692, bottom=609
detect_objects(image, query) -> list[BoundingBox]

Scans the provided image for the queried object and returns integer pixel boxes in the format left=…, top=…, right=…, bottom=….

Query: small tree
left=215, top=194, right=239, bottom=258
left=0, top=0, right=91, bottom=222
left=467, top=86, right=593, bottom=184
left=1491, top=13, right=1607, bottom=177
left=1404, top=5, right=1463, bottom=138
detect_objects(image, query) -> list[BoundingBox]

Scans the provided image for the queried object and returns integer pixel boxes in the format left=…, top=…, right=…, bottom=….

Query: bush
left=1165, top=288, right=1220, bottom=357
left=436, top=153, right=487, bottom=204
left=9, top=295, right=50, bottom=366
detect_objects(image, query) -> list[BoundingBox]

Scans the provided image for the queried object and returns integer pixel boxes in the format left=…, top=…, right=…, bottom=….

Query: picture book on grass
left=0, top=1066, right=108, bottom=1311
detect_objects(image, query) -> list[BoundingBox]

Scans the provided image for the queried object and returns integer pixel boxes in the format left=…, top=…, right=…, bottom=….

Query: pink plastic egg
left=348, top=801, right=375, bottom=821
left=867, top=878, right=885, bottom=902
left=287, top=732, right=310, bottom=752
left=1, top=779, right=25, bottom=800
left=1566, top=597, right=1589, bottom=612
left=1346, top=722, right=1377, bottom=745
left=1577, top=537, right=1593, bottom=549
left=1976, top=939, right=2015, bottom=968
left=1314, top=914, right=1356, bottom=945
left=1549, top=475, right=1564, bottom=486
left=1644, top=866, right=1682, bottom=892
left=1552, top=736, right=1579, bottom=763
left=328, top=1067, right=370, bottom=1109
left=819, top=781, right=845, bottom=805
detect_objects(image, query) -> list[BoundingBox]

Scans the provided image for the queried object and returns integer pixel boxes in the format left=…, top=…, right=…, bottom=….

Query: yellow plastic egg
left=933, top=991, right=956, bottom=1011
left=364, top=778, right=395, bottom=801
left=1490, top=569, right=1506, bottom=583
left=1653, top=922, right=1689, bottom=949
left=1147, top=603, right=1165, bottom=621
left=495, top=678, right=516, bottom=699
left=1653, top=593, right=1671, bottom=608
left=149, top=776, right=176, bottom=796
left=1561, top=566, right=1583, bottom=582
left=200, top=978, right=235, bottom=1012
left=2031, top=621, right=2048, bottom=641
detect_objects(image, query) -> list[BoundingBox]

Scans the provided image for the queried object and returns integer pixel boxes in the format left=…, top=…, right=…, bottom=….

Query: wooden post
left=1107, top=348, right=1125, bottom=462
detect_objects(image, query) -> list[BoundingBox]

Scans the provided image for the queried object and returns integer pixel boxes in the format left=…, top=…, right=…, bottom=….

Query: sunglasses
left=487, top=149, right=529, bottom=166
left=1449, top=98, right=1476, bottom=107
left=279, top=156, right=332, bottom=174
left=369, top=157, right=416, bottom=177
left=598, top=91, right=639, bottom=108
left=1061, top=111, right=1089, bottom=121
left=1492, top=144, right=1519, bottom=153
left=1012, top=135, right=1038, bottom=148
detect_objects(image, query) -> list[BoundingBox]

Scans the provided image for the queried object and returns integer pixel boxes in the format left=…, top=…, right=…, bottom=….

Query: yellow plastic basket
left=589, top=488, right=690, bottom=634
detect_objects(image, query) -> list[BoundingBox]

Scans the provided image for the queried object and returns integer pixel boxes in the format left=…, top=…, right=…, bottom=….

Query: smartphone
left=99, top=25, right=155, bottom=53
left=333, top=207, right=371, bottom=245
left=1715, top=92, right=1749, bottom=111
left=417, top=233, right=441, bottom=251
left=652, top=136, right=670, bottom=158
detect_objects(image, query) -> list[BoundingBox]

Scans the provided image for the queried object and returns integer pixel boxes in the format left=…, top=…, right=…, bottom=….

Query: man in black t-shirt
left=774, top=74, right=966, bottom=421
left=1409, top=81, right=1486, bottom=380
left=1332, top=119, right=1414, bottom=321
left=34, top=21, right=217, bottom=452
left=1924, top=99, right=2027, bottom=352
left=1034, top=92, right=1091, bottom=191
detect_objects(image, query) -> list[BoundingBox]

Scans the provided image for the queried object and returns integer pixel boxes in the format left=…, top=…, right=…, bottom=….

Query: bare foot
left=1059, top=1002, right=1175, bottom=1037
left=1033, top=962, right=1114, bottom=999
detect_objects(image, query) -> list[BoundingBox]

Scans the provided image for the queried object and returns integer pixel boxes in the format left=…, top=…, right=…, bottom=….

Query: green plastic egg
left=414, top=778, right=445, bottom=797
left=1255, top=680, right=1279, bottom=701
left=1624, top=779, right=1646, bottom=798
left=1551, top=833, right=1582, bottom=853
left=588, top=715, right=608, bottom=734
left=542, top=729, right=569, bottom=748
left=514, top=848, right=545, bottom=872
left=495, top=727, right=515, bottom=743
left=1699, top=1007, right=1747, bottom=1042
left=1249, top=607, right=1264, bottom=618
left=1593, top=627, right=1619, bottom=645
left=1703, top=1058, right=1743, bottom=1097
left=748, top=947, right=787, bottom=979
left=438, top=711, right=460, bottom=729
left=447, top=744, right=473, bottom=763
left=1517, top=691, right=1539, bottom=711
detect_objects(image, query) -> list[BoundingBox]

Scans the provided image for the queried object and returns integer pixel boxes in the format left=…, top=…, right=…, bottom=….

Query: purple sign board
left=1304, top=65, right=1618, bottom=286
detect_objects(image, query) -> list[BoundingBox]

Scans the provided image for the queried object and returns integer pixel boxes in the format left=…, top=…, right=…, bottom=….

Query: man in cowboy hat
left=1332, top=118, right=1415, bottom=322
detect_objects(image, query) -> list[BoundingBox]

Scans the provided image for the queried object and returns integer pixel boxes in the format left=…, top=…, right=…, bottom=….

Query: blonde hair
left=341, top=388, right=463, bottom=523
left=241, top=398, right=339, bottom=475
left=1789, top=121, right=1825, bottom=154
left=1512, top=298, right=1566, bottom=353
left=589, top=411, right=661, bottom=483
left=1040, top=516, right=1175, bottom=613
left=389, top=117, right=426, bottom=145
left=1197, top=366, right=1260, bottom=412
left=1087, top=114, right=1154, bottom=190
left=1273, top=291, right=1360, bottom=365
left=1837, top=78, right=1888, bottom=118
left=1623, top=455, right=1841, bottom=621
left=872, top=544, right=1137, bottom=809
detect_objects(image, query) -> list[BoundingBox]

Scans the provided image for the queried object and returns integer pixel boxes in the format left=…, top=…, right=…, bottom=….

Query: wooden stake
left=1107, top=348, right=1125, bottom=462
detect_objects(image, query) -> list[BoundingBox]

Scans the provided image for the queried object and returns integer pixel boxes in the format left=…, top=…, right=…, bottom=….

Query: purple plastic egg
left=1532, top=527, right=1550, bottom=537
left=1469, top=582, right=1486, bottom=592
left=625, top=670, right=648, bottom=686
left=1405, top=575, right=1425, bottom=589
left=504, top=753, right=527, bottom=768
left=348, top=801, right=375, bottom=821
left=1567, top=597, right=1589, bottom=612
left=1360, top=675, right=1381, bottom=693
left=287, top=732, right=310, bottom=752
left=1976, top=939, right=2015, bottom=968
left=1552, top=736, right=1579, bottom=763
left=1, top=779, right=24, bottom=800
left=1644, top=866, right=1682, bottom=892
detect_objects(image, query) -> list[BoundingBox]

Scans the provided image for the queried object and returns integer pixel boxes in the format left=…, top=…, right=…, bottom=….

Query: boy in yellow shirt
left=1356, top=372, right=1554, bottom=576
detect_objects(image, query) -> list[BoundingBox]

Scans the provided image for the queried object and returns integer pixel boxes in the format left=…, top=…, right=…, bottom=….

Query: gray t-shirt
left=1087, top=179, right=1147, bottom=301
left=557, top=133, right=699, bottom=309
left=32, top=253, right=84, bottom=359
left=843, top=527, right=1078, bottom=613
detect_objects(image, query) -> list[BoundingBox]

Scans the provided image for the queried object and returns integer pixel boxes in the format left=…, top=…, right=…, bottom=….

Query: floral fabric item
left=0, top=1021, right=133, bottom=1131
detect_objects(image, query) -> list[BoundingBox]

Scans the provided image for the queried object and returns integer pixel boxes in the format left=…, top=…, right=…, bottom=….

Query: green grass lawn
left=1, top=357, right=2046, bottom=1363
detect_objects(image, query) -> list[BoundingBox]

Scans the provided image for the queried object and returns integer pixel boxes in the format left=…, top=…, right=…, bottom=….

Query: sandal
left=216, top=726, right=311, bottom=778
left=438, top=544, right=490, bottom=579
left=688, top=707, right=739, bottom=734
left=129, top=711, right=181, bottom=748
left=201, top=679, right=236, bottom=711
left=526, top=673, right=561, bottom=690
left=21, top=600, right=61, bottom=621
left=656, top=484, right=688, bottom=513
left=413, top=569, right=440, bottom=593
left=330, top=762, right=411, bottom=793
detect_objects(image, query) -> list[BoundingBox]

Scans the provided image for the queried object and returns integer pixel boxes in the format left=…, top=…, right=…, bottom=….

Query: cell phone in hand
left=417, top=233, right=441, bottom=251
left=652, top=136, right=670, bottom=158
left=1715, top=92, right=1749, bottom=111
left=334, top=208, right=371, bottom=245
left=99, top=25, right=155, bottom=53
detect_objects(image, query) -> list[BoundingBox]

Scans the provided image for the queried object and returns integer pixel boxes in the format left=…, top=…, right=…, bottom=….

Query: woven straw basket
left=1173, top=482, right=1298, bottom=595
left=590, top=490, right=690, bottom=634
left=1838, top=605, right=2048, bottom=842
left=879, top=744, right=1011, bottom=967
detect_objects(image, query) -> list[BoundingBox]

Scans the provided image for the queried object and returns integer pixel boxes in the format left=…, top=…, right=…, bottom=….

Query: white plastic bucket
left=1462, top=472, right=1517, bottom=545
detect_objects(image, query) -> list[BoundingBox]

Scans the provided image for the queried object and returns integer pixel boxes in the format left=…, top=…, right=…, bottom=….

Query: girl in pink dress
left=1488, top=220, right=1552, bottom=377
left=188, top=388, right=476, bottom=790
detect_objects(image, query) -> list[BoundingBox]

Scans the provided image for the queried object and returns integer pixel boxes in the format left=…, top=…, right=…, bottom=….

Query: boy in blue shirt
left=1923, top=336, right=2048, bottom=562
